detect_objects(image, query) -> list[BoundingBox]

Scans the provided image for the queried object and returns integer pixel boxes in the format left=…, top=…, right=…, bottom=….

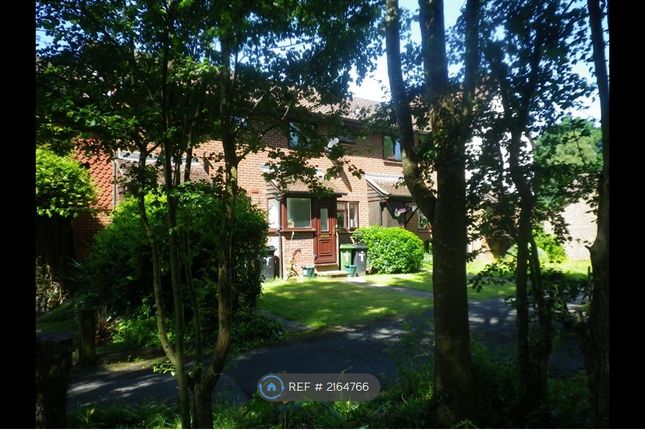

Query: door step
left=316, top=270, right=349, bottom=278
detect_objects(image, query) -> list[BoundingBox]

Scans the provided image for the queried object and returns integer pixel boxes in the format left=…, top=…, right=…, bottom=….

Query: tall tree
left=384, top=0, right=479, bottom=423
left=585, top=0, right=609, bottom=426
left=477, top=0, right=591, bottom=412
left=37, top=1, right=380, bottom=427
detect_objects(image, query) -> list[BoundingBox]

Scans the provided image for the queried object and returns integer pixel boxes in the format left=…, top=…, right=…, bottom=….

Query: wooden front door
left=313, top=198, right=337, bottom=265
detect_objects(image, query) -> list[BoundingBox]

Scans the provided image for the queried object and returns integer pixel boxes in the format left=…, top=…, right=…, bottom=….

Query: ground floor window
left=337, top=201, right=359, bottom=230
left=267, top=198, right=280, bottom=229
left=286, top=197, right=311, bottom=228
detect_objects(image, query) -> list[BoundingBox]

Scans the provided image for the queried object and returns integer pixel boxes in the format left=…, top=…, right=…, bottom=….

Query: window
left=267, top=198, right=280, bottom=229
left=383, top=135, right=402, bottom=161
left=337, top=201, right=359, bottom=230
left=337, top=202, right=346, bottom=229
left=288, top=122, right=302, bottom=148
left=286, top=197, right=311, bottom=228
left=320, top=208, right=329, bottom=232
left=337, top=135, right=355, bottom=144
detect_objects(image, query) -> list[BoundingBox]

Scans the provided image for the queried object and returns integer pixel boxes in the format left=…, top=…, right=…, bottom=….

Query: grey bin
left=352, top=245, right=368, bottom=277
left=339, top=244, right=368, bottom=277
left=261, top=246, right=276, bottom=281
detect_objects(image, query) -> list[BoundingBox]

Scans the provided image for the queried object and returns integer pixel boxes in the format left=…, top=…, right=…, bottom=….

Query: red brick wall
left=71, top=211, right=112, bottom=260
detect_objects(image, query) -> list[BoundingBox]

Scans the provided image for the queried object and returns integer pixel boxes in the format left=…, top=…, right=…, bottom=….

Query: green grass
left=259, top=278, right=433, bottom=329
left=364, top=266, right=515, bottom=301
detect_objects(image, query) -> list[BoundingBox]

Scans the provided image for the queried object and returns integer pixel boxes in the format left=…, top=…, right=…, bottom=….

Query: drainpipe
left=278, top=195, right=284, bottom=278
left=112, top=151, right=117, bottom=209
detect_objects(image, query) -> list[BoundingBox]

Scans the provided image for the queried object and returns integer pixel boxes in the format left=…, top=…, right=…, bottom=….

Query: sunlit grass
left=259, top=278, right=433, bottom=329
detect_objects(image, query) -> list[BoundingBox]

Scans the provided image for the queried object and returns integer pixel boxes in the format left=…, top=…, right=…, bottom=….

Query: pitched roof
left=300, top=96, right=381, bottom=122
left=266, top=178, right=347, bottom=197
left=365, top=174, right=413, bottom=199
left=115, top=151, right=211, bottom=184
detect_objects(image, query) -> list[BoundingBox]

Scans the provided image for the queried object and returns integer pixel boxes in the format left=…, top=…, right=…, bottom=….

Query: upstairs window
left=288, top=122, right=302, bottom=148
left=383, top=135, right=402, bottom=161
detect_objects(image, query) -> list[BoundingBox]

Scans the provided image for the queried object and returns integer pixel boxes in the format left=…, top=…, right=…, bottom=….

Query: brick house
left=74, top=97, right=432, bottom=277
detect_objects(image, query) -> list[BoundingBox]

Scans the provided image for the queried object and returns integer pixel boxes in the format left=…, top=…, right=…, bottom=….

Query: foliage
left=67, top=341, right=591, bottom=428
left=352, top=226, right=424, bottom=274
left=36, top=147, right=96, bottom=218
left=230, top=312, right=284, bottom=352
left=35, top=257, right=67, bottom=314
left=112, top=302, right=168, bottom=351
left=38, top=0, right=383, bottom=424
left=533, top=117, right=602, bottom=241
left=533, top=228, right=567, bottom=263
left=78, top=184, right=267, bottom=316
left=68, top=402, right=182, bottom=429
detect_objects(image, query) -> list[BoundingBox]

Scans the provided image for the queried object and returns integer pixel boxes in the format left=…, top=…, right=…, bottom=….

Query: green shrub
left=36, top=147, right=96, bottom=218
left=502, top=228, right=566, bottom=264
left=352, top=226, right=424, bottom=274
left=231, top=312, right=284, bottom=352
left=79, top=183, right=267, bottom=317
left=112, top=301, right=167, bottom=350
left=533, top=228, right=567, bottom=263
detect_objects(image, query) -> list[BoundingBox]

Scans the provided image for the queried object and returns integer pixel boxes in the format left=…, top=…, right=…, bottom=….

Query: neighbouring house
left=73, top=97, right=432, bottom=277
left=544, top=199, right=597, bottom=261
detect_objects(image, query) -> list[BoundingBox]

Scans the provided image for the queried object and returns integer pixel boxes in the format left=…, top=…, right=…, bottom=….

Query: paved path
left=68, top=294, right=584, bottom=409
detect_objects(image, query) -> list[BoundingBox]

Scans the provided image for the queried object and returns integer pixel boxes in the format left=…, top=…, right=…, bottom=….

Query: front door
left=313, top=198, right=337, bottom=265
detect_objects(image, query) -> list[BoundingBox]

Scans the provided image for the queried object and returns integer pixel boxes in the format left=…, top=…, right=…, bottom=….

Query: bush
left=79, top=183, right=267, bottom=317
left=352, top=226, right=424, bottom=274
left=36, top=257, right=67, bottom=314
left=36, top=147, right=96, bottom=218
left=111, top=301, right=165, bottom=351
left=534, top=228, right=567, bottom=263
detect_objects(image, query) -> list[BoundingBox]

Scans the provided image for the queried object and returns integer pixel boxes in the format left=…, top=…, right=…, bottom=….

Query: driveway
left=67, top=297, right=584, bottom=409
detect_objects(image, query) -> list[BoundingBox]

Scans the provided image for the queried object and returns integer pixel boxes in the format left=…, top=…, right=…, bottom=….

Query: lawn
left=259, top=278, right=433, bottom=329
left=364, top=270, right=515, bottom=300
left=364, top=258, right=591, bottom=300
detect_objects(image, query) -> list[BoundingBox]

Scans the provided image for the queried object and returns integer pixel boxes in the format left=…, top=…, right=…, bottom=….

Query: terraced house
left=73, top=97, right=432, bottom=278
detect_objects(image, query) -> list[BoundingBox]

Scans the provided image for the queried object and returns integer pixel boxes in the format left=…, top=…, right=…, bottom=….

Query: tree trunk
left=432, top=126, right=474, bottom=423
left=585, top=0, right=609, bottom=426
left=36, top=333, right=73, bottom=428
left=385, top=0, right=477, bottom=424
left=78, top=308, right=97, bottom=366
left=159, top=11, right=190, bottom=426
left=529, top=235, right=551, bottom=404
left=515, top=205, right=534, bottom=416
left=194, top=38, right=236, bottom=429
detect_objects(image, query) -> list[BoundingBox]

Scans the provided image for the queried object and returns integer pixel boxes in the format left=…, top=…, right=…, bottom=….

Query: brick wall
left=193, top=126, right=433, bottom=276
left=544, top=200, right=597, bottom=261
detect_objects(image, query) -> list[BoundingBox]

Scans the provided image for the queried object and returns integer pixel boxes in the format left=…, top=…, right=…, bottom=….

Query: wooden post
left=78, top=308, right=97, bottom=366
left=36, top=332, right=73, bottom=428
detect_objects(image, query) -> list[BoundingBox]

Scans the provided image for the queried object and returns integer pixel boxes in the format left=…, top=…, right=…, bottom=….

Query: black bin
left=352, top=244, right=368, bottom=277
